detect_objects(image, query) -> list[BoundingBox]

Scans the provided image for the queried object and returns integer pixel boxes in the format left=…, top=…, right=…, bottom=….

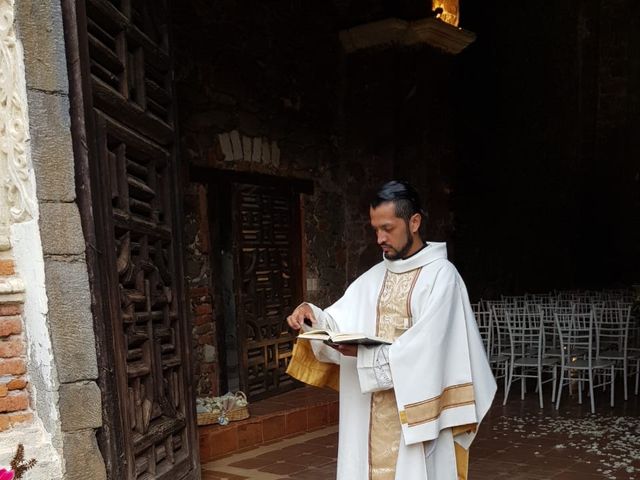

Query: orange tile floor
left=202, top=384, right=640, bottom=479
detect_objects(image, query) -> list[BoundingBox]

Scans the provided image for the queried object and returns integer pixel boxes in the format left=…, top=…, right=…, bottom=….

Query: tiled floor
left=203, top=384, right=640, bottom=479
left=201, top=426, right=338, bottom=480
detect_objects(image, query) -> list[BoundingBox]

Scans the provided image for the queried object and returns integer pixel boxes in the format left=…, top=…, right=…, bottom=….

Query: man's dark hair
left=371, top=180, right=427, bottom=223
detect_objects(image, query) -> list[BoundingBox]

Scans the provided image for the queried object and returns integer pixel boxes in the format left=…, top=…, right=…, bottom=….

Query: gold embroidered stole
left=369, top=268, right=422, bottom=480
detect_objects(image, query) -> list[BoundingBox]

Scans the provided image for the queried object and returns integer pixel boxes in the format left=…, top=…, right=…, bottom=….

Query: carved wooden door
left=232, top=183, right=303, bottom=400
left=63, top=0, right=199, bottom=478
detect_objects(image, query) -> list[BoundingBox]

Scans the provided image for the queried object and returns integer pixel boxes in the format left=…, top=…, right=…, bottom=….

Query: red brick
left=0, top=392, right=28, bottom=413
left=197, top=186, right=211, bottom=253
left=0, top=260, right=15, bottom=276
left=0, top=412, right=33, bottom=432
left=190, top=287, right=210, bottom=297
left=237, top=421, right=263, bottom=449
left=307, top=404, right=329, bottom=431
left=262, top=414, right=286, bottom=442
left=201, top=425, right=239, bottom=461
left=7, top=378, right=27, bottom=390
left=200, top=363, right=216, bottom=373
left=0, top=384, right=7, bottom=397
left=328, top=401, right=339, bottom=424
left=0, top=305, right=22, bottom=316
left=0, top=338, right=25, bottom=358
left=285, top=409, right=308, bottom=435
left=197, top=334, right=214, bottom=345
left=0, top=316, right=22, bottom=337
left=193, top=314, right=210, bottom=326
left=0, top=359, right=26, bottom=375
left=195, top=303, right=212, bottom=315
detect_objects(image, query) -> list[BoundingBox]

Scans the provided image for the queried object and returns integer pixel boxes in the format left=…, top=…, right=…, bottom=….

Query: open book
left=297, top=329, right=391, bottom=346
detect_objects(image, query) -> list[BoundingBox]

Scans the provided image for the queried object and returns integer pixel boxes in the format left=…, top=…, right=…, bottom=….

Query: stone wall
left=172, top=0, right=347, bottom=396
left=172, top=0, right=466, bottom=394
left=0, top=0, right=106, bottom=478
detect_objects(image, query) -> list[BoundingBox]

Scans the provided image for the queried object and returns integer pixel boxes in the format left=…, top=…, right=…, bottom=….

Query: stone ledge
left=339, top=17, right=476, bottom=55
left=199, top=387, right=339, bottom=462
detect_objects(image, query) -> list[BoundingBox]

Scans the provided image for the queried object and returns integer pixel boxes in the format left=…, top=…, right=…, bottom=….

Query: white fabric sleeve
left=356, top=344, right=394, bottom=393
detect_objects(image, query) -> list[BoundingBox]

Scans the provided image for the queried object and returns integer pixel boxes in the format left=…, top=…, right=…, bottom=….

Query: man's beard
left=383, top=231, right=414, bottom=261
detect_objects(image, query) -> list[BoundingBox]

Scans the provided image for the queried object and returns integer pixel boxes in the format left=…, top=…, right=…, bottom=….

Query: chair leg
left=635, top=359, right=639, bottom=396
left=623, top=359, right=628, bottom=401
left=503, top=361, right=509, bottom=399
left=611, top=366, right=615, bottom=408
left=503, top=362, right=514, bottom=406
left=588, top=369, right=595, bottom=414
left=578, top=371, right=583, bottom=405
left=555, top=368, right=564, bottom=410
left=538, top=369, right=543, bottom=409
left=521, top=368, right=526, bottom=400
left=551, top=365, right=557, bottom=403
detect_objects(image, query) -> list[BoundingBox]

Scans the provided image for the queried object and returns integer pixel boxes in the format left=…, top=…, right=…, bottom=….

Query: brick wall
left=0, top=255, right=32, bottom=432
left=183, top=184, right=218, bottom=397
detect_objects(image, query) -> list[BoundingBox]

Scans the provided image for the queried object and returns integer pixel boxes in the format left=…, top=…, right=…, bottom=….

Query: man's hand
left=287, top=303, right=316, bottom=330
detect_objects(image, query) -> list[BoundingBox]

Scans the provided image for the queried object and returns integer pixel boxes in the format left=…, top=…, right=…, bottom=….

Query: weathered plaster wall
left=0, top=0, right=63, bottom=477
left=0, top=0, right=107, bottom=479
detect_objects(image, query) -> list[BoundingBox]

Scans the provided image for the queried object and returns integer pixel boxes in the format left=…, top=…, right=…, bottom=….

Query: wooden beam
left=339, top=17, right=476, bottom=55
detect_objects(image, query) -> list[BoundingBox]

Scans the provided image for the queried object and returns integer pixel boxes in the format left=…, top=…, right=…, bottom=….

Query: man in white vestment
left=286, top=180, right=496, bottom=480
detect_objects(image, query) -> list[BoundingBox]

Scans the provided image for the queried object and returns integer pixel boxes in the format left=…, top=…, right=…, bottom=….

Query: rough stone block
left=262, top=139, right=271, bottom=164
left=219, top=133, right=233, bottom=161
left=242, top=136, right=253, bottom=161
left=230, top=130, right=243, bottom=160
left=252, top=137, right=262, bottom=162
left=26, top=90, right=75, bottom=202
left=15, top=0, right=70, bottom=93
left=44, top=260, right=98, bottom=382
left=271, top=142, right=281, bottom=167
left=63, top=430, right=107, bottom=480
left=39, top=203, right=86, bottom=255
left=59, top=382, right=102, bottom=431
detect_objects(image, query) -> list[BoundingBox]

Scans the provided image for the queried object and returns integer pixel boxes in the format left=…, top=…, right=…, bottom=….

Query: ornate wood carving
left=0, top=0, right=35, bottom=225
left=65, top=0, right=199, bottom=478
left=233, top=183, right=302, bottom=400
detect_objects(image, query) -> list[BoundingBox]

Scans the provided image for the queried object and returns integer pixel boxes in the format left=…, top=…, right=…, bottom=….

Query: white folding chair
left=596, top=306, right=635, bottom=400
left=476, top=310, right=509, bottom=397
left=503, top=310, right=558, bottom=408
left=555, top=311, right=615, bottom=413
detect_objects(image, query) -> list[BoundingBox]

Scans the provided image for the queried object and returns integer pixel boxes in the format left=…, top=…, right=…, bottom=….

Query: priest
left=286, top=180, right=496, bottom=480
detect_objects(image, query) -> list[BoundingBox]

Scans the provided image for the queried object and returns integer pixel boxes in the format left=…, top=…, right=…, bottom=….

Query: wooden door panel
left=66, top=0, right=199, bottom=478
left=233, top=184, right=301, bottom=400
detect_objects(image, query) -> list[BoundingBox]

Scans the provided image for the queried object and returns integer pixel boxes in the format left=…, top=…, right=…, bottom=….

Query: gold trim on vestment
left=369, top=268, right=422, bottom=480
left=286, top=340, right=340, bottom=391
left=399, top=383, right=475, bottom=427
left=454, top=441, right=469, bottom=480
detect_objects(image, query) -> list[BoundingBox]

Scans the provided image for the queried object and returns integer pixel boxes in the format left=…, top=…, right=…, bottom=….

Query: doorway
left=206, top=172, right=310, bottom=401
